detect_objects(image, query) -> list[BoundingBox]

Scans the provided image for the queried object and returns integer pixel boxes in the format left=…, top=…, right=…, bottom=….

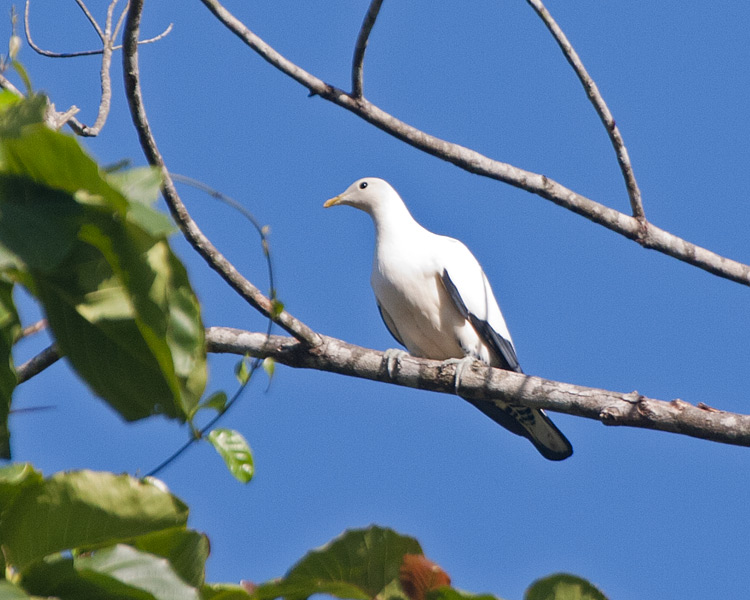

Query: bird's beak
left=323, top=194, right=343, bottom=208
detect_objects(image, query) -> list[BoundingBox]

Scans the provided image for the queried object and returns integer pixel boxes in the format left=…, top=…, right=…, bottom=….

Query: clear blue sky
left=8, top=1, right=750, bottom=598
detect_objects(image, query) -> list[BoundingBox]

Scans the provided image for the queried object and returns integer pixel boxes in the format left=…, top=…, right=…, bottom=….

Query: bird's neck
left=370, top=198, right=425, bottom=245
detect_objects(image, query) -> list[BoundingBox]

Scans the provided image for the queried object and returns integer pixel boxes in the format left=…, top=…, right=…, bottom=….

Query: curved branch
left=206, top=326, right=750, bottom=450
left=351, top=0, right=384, bottom=98
left=526, top=0, right=644, bottom=221
left=122, top=0, right=321, bottom=348
left=24, top=0, right=173, bottom=58
left=198, top=0, right=750, bottom=286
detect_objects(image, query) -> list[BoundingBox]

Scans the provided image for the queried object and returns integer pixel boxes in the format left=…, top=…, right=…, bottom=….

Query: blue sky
left=7, top=1, right=750, bottom=598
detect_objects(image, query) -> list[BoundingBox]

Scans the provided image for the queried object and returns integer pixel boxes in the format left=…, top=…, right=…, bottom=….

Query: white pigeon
left=325, top=177, right=572, bottom=461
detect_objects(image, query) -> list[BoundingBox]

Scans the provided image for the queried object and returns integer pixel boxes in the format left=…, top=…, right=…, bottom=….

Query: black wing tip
left=535, top=439, right=574, bottom=461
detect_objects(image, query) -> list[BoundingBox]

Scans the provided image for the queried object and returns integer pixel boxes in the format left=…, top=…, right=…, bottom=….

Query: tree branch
left=122, top=0, right=321, bottom=348
left=526, top=0, right=645, bottom=222
left=351, top=0, right=384, bottom=98
left=18, top=328, right=750, bottom=449
left=198, top=0, right=750, bottom=286
left=17, top=344, right=60, bottom=384
left=24, top=0, right=173, bottom=58
left=206, top=326, right=750, bottom=450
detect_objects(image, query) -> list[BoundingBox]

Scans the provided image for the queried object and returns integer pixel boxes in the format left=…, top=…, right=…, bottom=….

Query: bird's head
left=324, top=177, right=399, bottom=215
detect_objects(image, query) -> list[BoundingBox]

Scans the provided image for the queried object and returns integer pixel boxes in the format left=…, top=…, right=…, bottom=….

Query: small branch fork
left=21, top=0, right=172, bottom=136
left=16, top=327, right=750, bottom=450
left=198, top=0, right=750, bottom=286
left=525, top=0, right=645, bottom=224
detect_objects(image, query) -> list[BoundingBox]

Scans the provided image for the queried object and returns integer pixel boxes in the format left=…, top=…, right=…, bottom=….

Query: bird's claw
left=443, top=356, right=477, bottom=395
left=383, top=348, right=409, bottom=379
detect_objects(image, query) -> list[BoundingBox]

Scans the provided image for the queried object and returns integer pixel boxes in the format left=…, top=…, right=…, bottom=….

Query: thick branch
left=122, top=0, right=321, bottom=348
left=206, top=326, right=750, bottom=449
left=198, top=0, right=750, bottom=286
left=351, top=0, right=385, bottom=98
left=18, top=328, right=750, bottom=448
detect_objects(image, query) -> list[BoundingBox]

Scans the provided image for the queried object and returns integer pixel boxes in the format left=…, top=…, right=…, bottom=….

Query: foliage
left=0, top=469, right=606, bottom=600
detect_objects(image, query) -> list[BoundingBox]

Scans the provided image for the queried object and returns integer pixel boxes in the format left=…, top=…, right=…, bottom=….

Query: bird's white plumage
left=324, top=177, right=572, bottom=460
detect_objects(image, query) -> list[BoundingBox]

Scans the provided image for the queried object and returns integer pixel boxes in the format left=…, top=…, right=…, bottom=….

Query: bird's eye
left=359, top=181, right=368, bottom=189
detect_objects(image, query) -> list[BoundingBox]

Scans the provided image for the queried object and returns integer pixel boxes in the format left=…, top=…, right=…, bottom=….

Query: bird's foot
left=442, top=356, right=477, bottom=395
left=383, top=348, right=409, bottom=379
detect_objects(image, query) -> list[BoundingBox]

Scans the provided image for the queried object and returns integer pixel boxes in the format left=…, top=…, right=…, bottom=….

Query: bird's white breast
left=371, top=231, right=482, bottom=360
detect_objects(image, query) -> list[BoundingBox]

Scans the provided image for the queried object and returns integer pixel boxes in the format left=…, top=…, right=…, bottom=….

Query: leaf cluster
left=0, top=465, right=606, bottom=600
left=0, top=90, right=206, bottom=455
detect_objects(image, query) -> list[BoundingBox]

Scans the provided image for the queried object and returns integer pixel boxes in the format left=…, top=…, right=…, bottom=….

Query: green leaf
left=235, top=357, right=252, bottom=385
left=75, top=544, right=200, bottom=600
left=524, top=574, right=608, bottom=600
left=0, top=93, right=45, bottom=139
left=0, top=175, right=83, bottom=273
left=202, top=583, right=253, bottom=600
left=107, top=166, right=163, bottom=207
left=131, top=528, right=209, bottom=588
left=194, top=391, right=228, bottom=418
left=428, top=589, right=501, bottom=600
left=0, top=470, right=188, bottom=571
left=262, top=357, right=275, bottom=381
left=0, top=122, right=206, bottom=423
left=22, top=545, right=201, bottom=600
left=208, top=429, right=254, bottom=484
left=0, top=463, right=42, bottom=516
left=0, top=580, right=32, bottom=599
left=0, top=279, right=20, bottom=458
left=251, top=526, right=423, bottom=600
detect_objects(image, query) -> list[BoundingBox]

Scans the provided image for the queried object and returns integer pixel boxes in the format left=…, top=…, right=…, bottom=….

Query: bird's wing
left=440, top=268, right=521, bottom=373
left=463, top=397, right=573, bottom=460
left=376, top=300, right=406, bottom=347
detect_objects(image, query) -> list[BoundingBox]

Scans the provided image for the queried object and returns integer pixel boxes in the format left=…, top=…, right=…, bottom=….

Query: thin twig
left=17, top=344, right=60, bottom=384
left=526, top=0, right=645, bottom=222
left=75, top=0, right=105, bottom=40
left=351, top=0, right=384, bottom=98
left=24, top=0, right=173, bottom=58
left=18, top=319, right=46, bottom=341
left=197, top=0, right=750, bottom=286
left=145, top=357, right=259, bottom=477
left=0, top=73, right=87, bottom=134
left=122, top=0, right=321, bottom=348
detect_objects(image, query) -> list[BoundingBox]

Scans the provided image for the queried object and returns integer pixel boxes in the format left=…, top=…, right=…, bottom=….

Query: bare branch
left=17, top=344, right=60, bottom=384
left=18, top=319, right=46, bottom=341
left=24, top=0, right=172, bottom=58
left=351, top=0, right=384, bottom=98
left=526, top=0, right=644, bottom=222
left=18, top=328, right=750, bottom=449
left=0, top=72, right=23, bottom=96
left=122, top=0, right=322, bottom=348
left=74, top=0, right=106, bottom=40
left=198, top=0, right=750, bottom=286
left=0, top=73, right=88, bottom=134
left=206, top=326, right=750, bottom=450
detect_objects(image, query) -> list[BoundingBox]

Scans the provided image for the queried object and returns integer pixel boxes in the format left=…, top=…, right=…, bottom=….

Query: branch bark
left=205, top=326, right=750, bottom=449
left=351, top=0, right=384, bottom=98
left=526, top=0, right=645, bottom=222
left=122, top=0, right=321, bottom=348
left=17, top=328, right=750, bottom=450
left=197, top=0, right=750, bottom=287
